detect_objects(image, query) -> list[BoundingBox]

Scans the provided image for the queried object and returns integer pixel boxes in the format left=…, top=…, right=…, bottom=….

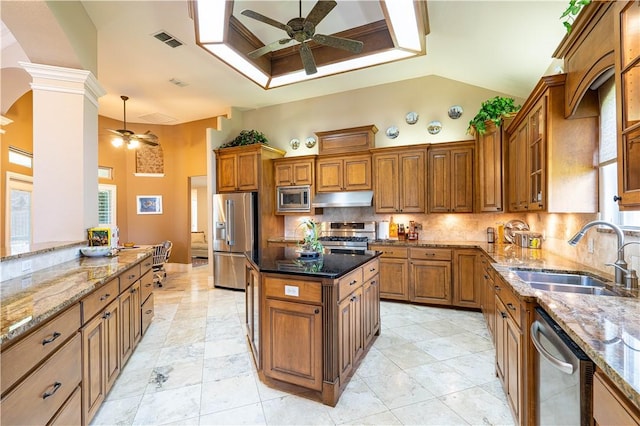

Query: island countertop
left=0, top=247, right=153, bottom=346
left=246, top=247, right=380, bottom=279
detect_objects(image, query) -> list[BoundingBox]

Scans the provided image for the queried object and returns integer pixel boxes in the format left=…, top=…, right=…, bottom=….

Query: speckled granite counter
left=0, top=247, right=153, bottom=346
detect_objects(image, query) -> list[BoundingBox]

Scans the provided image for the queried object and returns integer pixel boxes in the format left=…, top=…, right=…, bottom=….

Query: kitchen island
left=245, top=247, right=381, bottom=406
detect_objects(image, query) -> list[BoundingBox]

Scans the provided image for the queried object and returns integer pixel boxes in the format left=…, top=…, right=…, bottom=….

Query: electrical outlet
left=587, top=238, right=595, bottom=254
left=21, top=259, right=32, bottom=272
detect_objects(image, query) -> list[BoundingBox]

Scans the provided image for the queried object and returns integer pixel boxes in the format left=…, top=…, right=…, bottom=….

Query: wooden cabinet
left=614, top=1, right=640, bottom=209
left=362, top=275, right=380, bottom=348
left=505, top=74, right=598, bottom=212
left=409, top=248, right=452, bottom=305
left=372, top=148, right=426, bottom=213
left=368, top=245, right=409, bottom=301
left=274, top=156, right=315, bottom=187
left=215, top=144, right=285, bottom=193
left=262, top=276, right=323, bottom=391
left=479, top=255, right=496, bottom=342
left=476, top=122, right=506, bottom=212
left=338, top=286, right=363, bottom=384
left=120, top=280, right=141, bottom=366
left=245, top=260, right=260, bottom=366
left=316, top=153, right=372, bottom=192
left=593, top=368, right=640, bottom=425
left=453, top=249, right=481, bottom=308
left=428, top=142, right=474, bottom=213
left=82, top=297, right=120, bottom=423
left=316, top=124, right=377, bottom=155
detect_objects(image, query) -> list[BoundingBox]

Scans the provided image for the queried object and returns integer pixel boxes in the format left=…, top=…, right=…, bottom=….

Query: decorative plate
left=305, top=137, right=316, bottom=148
left=386, top=126, right=399, bottom=139
left=504, top=219, right=529, bottom=243
left=289, top=138, right=300, bottom=150
left=427, top=121, right=442, bottom=135
left=448, top=105, right=463, bottom=119
left=405, top=111, right=419, bottom=125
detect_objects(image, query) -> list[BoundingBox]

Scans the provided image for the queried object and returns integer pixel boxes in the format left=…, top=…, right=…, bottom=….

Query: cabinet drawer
left=141, top=293, right=154, bottom=335
left=120, top=264, right=141, bottom=292
left=140, top=269, right=154, bottom=303
left=140, top=256, right=153, bottom=275
left=1, top=303, right=80, bottom=394
left=368, top=245, right=408, bottom=259
left=363, top=259, right=379, bottom=283
left=593, top=370, right=640, bottom=425
left=0, top=333, right=81, bottom=426
left=338, top=268, right=364, bottom=301
left=49, top=384, right=82, bottom=426
left=495, top=278, right=521, bottom=328
left=81, top=278, right=119, bottom=324
left=264, top=277, right=322, bottom=304
left=409, top=247, right=452, bottom=261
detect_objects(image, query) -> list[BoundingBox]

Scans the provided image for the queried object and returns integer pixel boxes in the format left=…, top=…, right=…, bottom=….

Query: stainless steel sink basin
left=513, top=270, right=619, bottom=296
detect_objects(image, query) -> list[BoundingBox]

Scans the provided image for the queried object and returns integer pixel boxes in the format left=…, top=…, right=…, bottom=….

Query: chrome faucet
left=607, top=242, right=640, bottom=291
left=568, top=220, right=628, bottom=286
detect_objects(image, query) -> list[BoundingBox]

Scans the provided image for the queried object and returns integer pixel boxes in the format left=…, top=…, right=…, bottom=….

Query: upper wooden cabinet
left=215, top=144, right=285, bottom=193
left=553, top=2, right=615, bottom=118
left=372, top=147, right=426, bottom=213
left=614, top=1, right=640, bottom=209
left=273, top=155, right=315, bottom=187
left=505, top=74, right=598, bottom=213
left=428, top=141, right=474, bottom=213
left=315, top=125, right=377, bottom=155
left=476, top=122, right=507, bottom=212
left=316, top=153, right=372, bottom=192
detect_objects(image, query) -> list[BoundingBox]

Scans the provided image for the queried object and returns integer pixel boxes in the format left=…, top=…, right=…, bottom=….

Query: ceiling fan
left=106, top=95, right=158, bottom=148
left=241, top=0, right=364, bottom=75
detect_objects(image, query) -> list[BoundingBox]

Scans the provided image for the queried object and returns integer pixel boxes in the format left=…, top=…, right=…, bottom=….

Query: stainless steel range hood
left=311, top=191, right=373, bottom=208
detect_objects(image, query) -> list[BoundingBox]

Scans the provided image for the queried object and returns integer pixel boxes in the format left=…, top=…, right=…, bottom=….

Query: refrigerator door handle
left=226, top=199, right=235, bottom=246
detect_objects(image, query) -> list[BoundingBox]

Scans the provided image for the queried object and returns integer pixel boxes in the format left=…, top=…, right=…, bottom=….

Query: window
left=98, top=166, right=113, bottom=180
left=98, top=184, right=117, bottom=226
left=8, top=147, right=32, bottom=168
left=5, top=172, right=33, bottom=251
left=598, top=77, right=640, bottom=229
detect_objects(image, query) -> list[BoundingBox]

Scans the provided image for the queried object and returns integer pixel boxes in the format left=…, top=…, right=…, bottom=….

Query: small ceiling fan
left=106, top=95, right=158, bottom=147
left=241, top=0, right=364, bottom=75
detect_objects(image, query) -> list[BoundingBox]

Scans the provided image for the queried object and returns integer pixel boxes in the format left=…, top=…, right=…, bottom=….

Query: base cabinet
left=453, top=249, right=481, bottom=308
left=338, top=286, right=363, bottom=384
left=593, top=369, right=640, bottom=425
left=263, top=298, right=323, bottom=391
left=362, top=276, right=380, bottom=348
left=120, top=280, right=141, bottom=366
left=410, top=260, right=452, bottom=305
left=245, top=262, right=260, bottom=366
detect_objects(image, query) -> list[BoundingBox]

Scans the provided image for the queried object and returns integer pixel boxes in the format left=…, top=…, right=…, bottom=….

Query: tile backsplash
left=284, top=209, right=640, bottom=280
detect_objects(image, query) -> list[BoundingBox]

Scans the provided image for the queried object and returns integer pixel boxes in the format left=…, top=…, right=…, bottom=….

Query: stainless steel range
left=317, top=222, right=375, bottom=255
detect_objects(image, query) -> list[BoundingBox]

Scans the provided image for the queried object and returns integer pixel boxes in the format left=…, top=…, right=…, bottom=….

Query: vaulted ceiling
left=2, top=1, right=568, bottom=125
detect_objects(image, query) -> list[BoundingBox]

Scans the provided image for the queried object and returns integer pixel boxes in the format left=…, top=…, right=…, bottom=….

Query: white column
left=21, top=62, right=106, bottom=243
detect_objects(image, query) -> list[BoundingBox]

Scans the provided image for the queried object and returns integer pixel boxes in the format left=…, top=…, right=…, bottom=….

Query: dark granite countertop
left=0, top=247, right=153, bottom=346
left=246, top=247, right=380, bottom=279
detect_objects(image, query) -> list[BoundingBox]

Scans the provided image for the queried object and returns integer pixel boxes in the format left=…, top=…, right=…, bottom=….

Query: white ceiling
left=3, top=1, right=569, bottom=125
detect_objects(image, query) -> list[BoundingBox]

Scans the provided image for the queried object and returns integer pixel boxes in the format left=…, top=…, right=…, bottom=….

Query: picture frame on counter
left=136, top=195, right=163, bottom=215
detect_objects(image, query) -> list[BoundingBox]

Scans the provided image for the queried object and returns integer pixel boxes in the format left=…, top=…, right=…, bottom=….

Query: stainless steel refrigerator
left=212, top=192, right=257, bottom=290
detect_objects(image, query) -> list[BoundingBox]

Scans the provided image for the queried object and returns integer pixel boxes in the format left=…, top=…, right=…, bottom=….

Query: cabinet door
left=508, top=122, right=529, bottom=211
left=453, top=249, right=480, bottom=308
left=292, top=161, right=314, bottom=186
left=399, top=151, right=425, bottom=212
left=104, top=300, right=121, bottom=394
left=316, top=158, right=343, bottom=192
left=245, top=262, right=260, bottom=366
left=429, top=150, right=450, bottom=212
left=478, top=124, right=504, bottom=212
left=527, top=98, right=546, bottom=211
left=237, top=151, right=259, bottom=191
left=338, top=286, right=364, bottom=384
left=343, top=155, right=372, bottom=190
left=495, top=296, right=507, bottom=384
left=378, top=257, right=409, bottom=301
left=593, top=369, right=640, bottom=425
left=217, top=154, right=238, bottom=192
left=263, top=299, right=322, bottom=391
left=363, top=277, right=380, bottom=348
left=373, top=153, right=399, bottom=213
left=450, top=147, right=474, bottom=212
left=274, top=163, right=294, bottom=186
left=505, top=315, right=522, bottom=425
left=121, top=280, right=141, bottom=367
left=410, top=260, right=452, bottom=305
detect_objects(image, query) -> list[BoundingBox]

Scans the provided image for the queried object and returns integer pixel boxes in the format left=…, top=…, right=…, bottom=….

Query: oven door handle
left=530, top=321, right=574, bottom=375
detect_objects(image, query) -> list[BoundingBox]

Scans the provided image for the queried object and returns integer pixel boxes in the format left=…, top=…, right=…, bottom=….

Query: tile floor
left=91, top=265, right=515, bottom=425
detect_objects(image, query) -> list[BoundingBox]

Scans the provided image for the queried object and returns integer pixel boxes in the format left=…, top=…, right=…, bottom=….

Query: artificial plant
left=219, top=129, right=269, bottom=148
left=560, top=0, right=591, bottom=33
left=467, top=96, right=521, bottom=136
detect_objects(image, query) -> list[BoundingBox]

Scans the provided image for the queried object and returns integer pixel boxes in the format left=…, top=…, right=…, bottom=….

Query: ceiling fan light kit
left=107, top=95, right=159, bottom=149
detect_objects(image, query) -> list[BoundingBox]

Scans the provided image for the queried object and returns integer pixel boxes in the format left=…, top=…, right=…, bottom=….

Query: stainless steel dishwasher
left=531, top=307, right=594, bottom=426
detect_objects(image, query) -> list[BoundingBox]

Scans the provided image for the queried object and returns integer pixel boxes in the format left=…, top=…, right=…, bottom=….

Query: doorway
left=190, top=176, right=209, bottom=267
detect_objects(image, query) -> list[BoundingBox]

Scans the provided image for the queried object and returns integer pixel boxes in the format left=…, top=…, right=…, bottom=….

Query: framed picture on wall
left=136, top=195, right=163, bottom=215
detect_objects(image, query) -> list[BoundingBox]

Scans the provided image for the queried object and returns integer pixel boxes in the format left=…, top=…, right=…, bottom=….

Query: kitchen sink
left=513, top=270, right=619, bottom=297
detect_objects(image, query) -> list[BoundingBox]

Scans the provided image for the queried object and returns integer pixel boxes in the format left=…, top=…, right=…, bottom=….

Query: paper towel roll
left=378, top=220, right=389, bottom=240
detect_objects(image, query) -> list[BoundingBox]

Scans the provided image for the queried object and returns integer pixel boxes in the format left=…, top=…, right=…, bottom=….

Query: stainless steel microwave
left=276, top=185, right=311, bottom=212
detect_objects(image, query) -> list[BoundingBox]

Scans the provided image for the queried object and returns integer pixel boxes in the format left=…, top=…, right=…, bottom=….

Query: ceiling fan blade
left=313, top=34, right=363, bottom=53
left=299, top=42, right=317, bottom=75
left=304, top=0, right=337, bottom=27
left=241, top=9, right=291, bottom=32
left=248, top=38, right=293, bottom=59
left=139, top=139, right=159, bottom=147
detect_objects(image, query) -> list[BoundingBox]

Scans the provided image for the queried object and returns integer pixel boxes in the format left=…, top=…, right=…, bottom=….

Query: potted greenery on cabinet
left=467, top=96, right=521, bottom=136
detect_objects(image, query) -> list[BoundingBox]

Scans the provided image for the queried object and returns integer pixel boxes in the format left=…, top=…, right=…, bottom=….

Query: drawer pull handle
left=506, top=303, right=516, bottom=311
left=349, top=280, right=358, bottom=285
left=131, top=288, right=137, bottom=294
left=314, top=308, right=320, bottom=314
left=494, top=286, right=501, bottom=291
left=145, top=283, right=152, bottom=287
left=500, top=311, right=507, bottom=319
left=369, top=267, right=376, bottom=272
left=103, top=311, right=112, bottom=319
left=42, top=332, right=61, bottom=346
left=42, top=382, right=62, bottom=399
left=99, top=293, right=111, bottom=301
left=145, top=309, right=153, bottom=315
left=128, top=274, right=136, bottom=279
